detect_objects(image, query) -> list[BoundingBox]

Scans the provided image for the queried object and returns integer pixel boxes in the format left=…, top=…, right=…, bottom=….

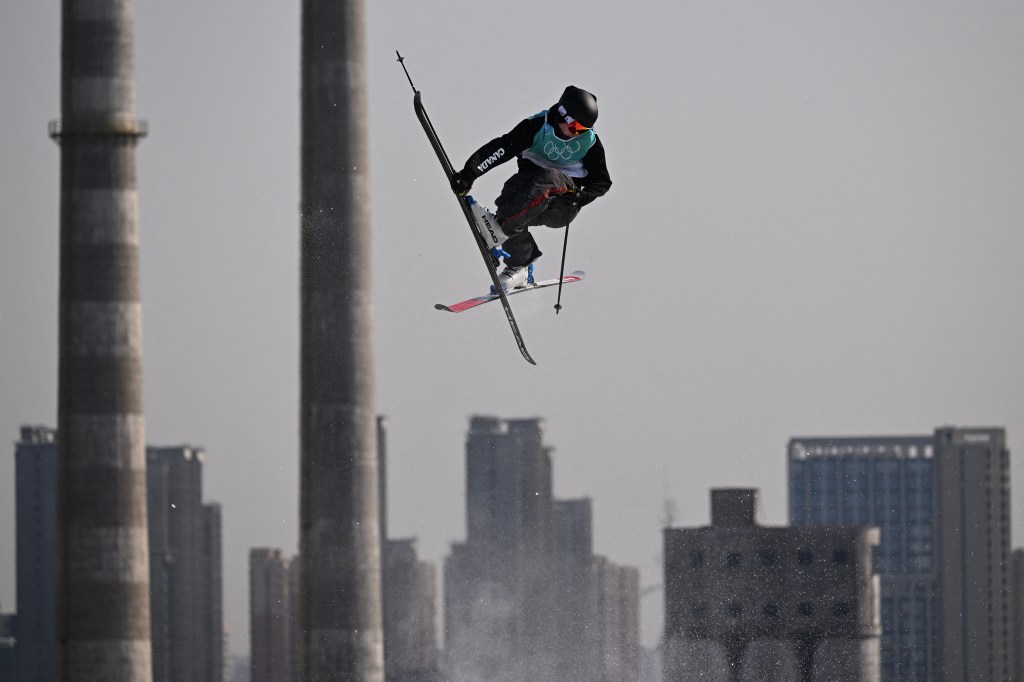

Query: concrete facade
left=53, top=0, right=152, bottom=678
left=934, top=427, right=1013, bottom=682
left=299, top=0, right=383, bottom=678
left=14, top=427, right=57, bottom=682
left=663, top=489, right=881, bottom=682
left=788, top=436, right=938, bottom=681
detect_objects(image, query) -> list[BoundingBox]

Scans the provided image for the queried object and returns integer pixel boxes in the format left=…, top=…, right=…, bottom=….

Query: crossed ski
left=398, top=51, right=537, bottom=365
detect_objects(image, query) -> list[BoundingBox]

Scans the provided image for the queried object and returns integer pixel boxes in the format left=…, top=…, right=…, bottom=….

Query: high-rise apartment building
left=445, top=417, right=639, bottom=682
left=788, top=435, right=938, bottom=681
left=287, top=557, right=300, bottom=682
left=250, top=549, right=293, bottom=682
left=1013, top=549, right=1024, bottom=682
left=592, top=557, right=641, bottom=681
left=147, top=446, right=223, bottom=682
left=551, top=498, right=595, bottom=680
left=376, top=415, right=440, bottom=682
left=14, top=426, right=57, bottom=682
left=202, top=504, right=225, bottom=682
left=933, top=427, right=1012, bottom=682
left=663, top=488, right=881, bottom=682
left=0, top=613, right=16, bottom=682
left=382, top=539, right=439, bottom=681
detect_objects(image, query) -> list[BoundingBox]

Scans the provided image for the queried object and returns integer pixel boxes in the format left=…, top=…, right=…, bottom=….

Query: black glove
left=559, top=193, right=581, bottom=209
left=551, top=193, right=582, bottom=224
left=450, top=169, right=474, bottom=196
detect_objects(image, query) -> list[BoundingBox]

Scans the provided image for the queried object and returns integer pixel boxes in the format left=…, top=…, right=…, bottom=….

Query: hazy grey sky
left=2, top=0, right=1023, bottom=655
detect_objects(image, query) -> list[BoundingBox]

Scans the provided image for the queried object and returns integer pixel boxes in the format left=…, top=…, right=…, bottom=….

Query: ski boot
left=491, top=263, right=535, bottom=294
left=466, top=196, right=509, bottom=253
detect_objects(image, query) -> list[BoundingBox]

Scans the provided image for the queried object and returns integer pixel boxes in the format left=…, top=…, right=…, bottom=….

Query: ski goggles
left=557, top=105, right=590, bottom=135
left=564, top=119, right=590, bottom=135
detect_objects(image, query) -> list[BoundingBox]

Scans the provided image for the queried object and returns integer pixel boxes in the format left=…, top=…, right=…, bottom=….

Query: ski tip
left=434, top=303, right=453, bottom=312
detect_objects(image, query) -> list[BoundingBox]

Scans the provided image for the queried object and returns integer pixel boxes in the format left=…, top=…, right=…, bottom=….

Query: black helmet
left=556, top=85, right=598, bottom=129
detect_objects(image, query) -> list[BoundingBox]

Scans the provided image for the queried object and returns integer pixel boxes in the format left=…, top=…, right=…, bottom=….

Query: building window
left=760, top=550, right=778, bottom=567
left=833, top=602, right=852, bottom=617
left=726, top=552, right=742, bottom=568
left=833, top=549, right=849, bottom=565
left=797, top=550, right=814, bottom=566
left=798, top=602, right=815, bottom=617
left=763, top=602, right=779, bottom=618
left=727, top=603, right=743, bottom=618
left=692, top=604, right=708, bottom=620
left=690, top=550, right=704, bottom=569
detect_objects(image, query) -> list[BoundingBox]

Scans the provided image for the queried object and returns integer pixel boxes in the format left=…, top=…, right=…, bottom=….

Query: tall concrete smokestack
left=299, top=0, right=384, bottom=680
left=51, top=0, right=152, bottom=681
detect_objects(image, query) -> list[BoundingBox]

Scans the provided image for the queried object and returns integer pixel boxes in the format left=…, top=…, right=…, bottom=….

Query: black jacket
left=459, top=110, right=612, bottom=207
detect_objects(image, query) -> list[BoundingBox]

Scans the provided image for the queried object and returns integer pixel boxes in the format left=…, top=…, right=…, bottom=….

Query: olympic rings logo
left=544, top=139, right=581, bottom=161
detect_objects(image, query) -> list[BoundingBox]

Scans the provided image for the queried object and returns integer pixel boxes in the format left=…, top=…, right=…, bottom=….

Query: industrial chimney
left=299, top=0, right=384, bottom=680
left=52, top=0, right=153, bottom=680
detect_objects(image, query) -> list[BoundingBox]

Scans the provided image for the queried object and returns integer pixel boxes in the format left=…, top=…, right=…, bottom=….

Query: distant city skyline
left=4, top=418, right=1022, bottom=682
left=4, top=419, right=1021, bottom=661
left=3, top=1, right=1024, bottom=658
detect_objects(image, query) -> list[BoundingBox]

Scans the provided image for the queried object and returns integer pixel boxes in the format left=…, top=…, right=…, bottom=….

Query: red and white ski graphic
left=435, top=271, right=586, bottom=314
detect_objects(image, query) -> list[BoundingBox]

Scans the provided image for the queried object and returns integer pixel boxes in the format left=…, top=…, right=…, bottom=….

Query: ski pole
left=396, top=51, right=417, bottom=93
left=553, top=216, right=572, bottom=314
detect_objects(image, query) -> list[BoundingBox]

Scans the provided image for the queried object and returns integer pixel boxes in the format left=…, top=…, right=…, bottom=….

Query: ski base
left=435, top=271, right=585, bottom=313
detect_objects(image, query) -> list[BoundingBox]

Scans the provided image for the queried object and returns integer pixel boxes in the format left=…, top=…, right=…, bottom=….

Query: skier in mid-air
left=449, top=85, right=612, bottom=293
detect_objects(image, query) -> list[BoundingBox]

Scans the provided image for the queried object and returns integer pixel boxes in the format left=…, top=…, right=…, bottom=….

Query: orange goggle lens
left=565, top=119, right=590, bottom=135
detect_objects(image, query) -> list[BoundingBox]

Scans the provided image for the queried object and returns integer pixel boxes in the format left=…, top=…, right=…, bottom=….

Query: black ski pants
left=494, top=167, right=578, bottom=268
